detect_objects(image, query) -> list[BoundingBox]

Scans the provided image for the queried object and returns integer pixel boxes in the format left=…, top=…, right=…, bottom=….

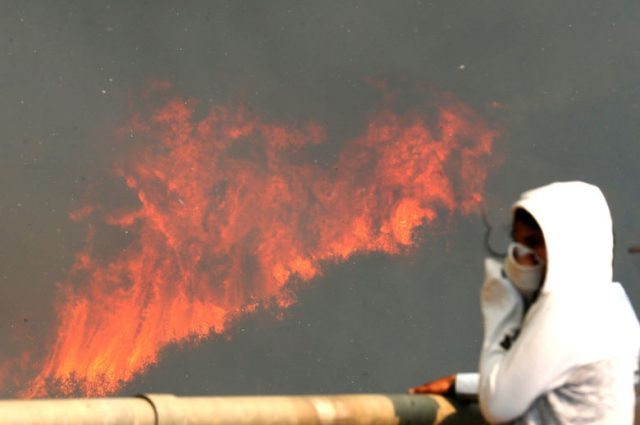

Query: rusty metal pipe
left=0, top=393, right=485, bottom=425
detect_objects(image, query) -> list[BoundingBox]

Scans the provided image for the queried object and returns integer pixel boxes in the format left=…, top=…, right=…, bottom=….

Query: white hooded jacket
left=474, top=181, right=640, bottom=424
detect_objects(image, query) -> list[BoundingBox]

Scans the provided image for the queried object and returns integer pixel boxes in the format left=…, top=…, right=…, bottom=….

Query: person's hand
left=408, top=374, right=456, bottom=395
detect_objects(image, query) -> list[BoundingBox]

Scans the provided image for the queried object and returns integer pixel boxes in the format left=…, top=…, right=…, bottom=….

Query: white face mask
left=504, top=242, right=545, bottom=299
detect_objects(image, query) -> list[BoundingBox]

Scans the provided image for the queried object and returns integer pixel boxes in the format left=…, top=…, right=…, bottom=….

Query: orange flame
left=24, top=83, right=498, bottom=397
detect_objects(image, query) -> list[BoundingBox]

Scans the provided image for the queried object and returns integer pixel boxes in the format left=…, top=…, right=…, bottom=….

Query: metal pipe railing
left=0, top=393, right=486, bottom=425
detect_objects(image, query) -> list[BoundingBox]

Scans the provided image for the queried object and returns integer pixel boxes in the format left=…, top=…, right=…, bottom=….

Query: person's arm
left=477, top=257, right=527, bottom=422
left=477, top=258, right=570, bottom=423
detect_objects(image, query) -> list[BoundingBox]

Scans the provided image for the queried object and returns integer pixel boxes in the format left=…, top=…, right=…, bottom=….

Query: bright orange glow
left=23, top=83, right=498, bottom=397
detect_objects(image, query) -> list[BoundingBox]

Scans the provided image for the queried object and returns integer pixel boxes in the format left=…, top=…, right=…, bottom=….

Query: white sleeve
left=477, top=259, right=570, bottom=423
left=454, top=372, right=479, bottom=400
left=477, top=258, right=528, bottom=422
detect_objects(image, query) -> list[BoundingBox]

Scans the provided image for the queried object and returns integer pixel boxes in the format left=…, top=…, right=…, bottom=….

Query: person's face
left=512, top=220, right=547, bottom=266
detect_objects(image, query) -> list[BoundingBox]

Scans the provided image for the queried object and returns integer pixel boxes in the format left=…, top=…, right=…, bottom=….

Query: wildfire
left=23, top=82, right=498, bottom=396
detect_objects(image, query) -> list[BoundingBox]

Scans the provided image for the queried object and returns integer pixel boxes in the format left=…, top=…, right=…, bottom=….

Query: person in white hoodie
left=411, top=181, right=640, bottom=424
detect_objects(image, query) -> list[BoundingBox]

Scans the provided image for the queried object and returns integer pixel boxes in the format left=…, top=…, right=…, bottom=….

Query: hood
left=513, top=181, right=613, bottom=295
left=505, top=181, right=638, bottom=379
